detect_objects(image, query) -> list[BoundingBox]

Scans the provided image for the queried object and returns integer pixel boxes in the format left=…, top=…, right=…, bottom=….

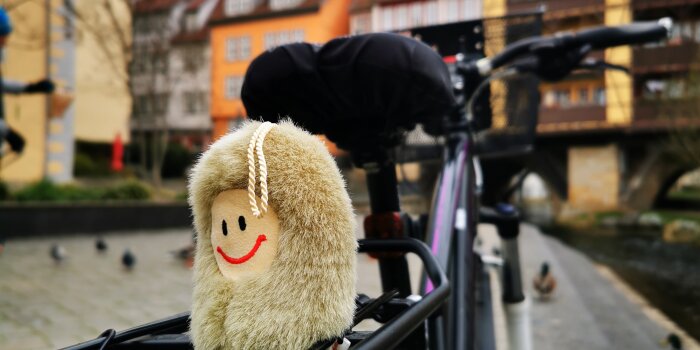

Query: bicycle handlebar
left=476, top=18, right=671, bottom=75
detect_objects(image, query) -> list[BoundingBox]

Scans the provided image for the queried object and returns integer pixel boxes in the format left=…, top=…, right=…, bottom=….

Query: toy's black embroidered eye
left=238, top=216, right=247, bottom=231
left=222, top=220, right=228, bottom=236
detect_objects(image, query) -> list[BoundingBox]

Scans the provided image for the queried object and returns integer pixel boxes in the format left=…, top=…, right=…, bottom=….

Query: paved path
left=482, top=223, right=698, bottom=350
left=0, top=230, right=194, bottom=349
left=1, top=220, right=688, bottom=349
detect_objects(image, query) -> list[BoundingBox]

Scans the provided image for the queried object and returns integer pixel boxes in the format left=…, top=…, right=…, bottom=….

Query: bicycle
left=63, top=15, right=670, bottom=350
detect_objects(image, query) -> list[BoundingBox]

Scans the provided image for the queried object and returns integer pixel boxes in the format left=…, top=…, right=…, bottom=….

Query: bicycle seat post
left=362, top=157, right=412, bottom=298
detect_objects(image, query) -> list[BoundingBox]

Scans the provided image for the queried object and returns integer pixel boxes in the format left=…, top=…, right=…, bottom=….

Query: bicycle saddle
left=242, top=33, right=456, bottom=154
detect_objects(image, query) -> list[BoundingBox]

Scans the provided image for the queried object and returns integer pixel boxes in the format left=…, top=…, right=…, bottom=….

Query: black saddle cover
left=242, top=33, right=455, bottom=152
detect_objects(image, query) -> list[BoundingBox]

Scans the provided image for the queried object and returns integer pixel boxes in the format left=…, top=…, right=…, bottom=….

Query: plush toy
left=189, top=120, right=357, bottom=350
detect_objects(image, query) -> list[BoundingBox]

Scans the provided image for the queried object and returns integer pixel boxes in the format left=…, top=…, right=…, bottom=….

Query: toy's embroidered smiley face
left=210, top=189, right=280, bottom=281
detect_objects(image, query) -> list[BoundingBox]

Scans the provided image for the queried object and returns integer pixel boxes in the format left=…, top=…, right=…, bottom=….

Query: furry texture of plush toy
left=189, top=120, right=357, bottom=350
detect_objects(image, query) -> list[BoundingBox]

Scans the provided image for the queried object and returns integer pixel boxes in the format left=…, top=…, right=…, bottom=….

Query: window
left=225, top=76, right=244, bottom=100
left=543, top=90, right=556, bottom=107
left=446, top=0, right=458, bottom=22
left=276, top=31, right=289, bottom=46
left=226, top=36, right=251, bottom=61
left=382, top=9, right=392, bottom=31
left=426, top=2, right=438, bottom=25
left=183, top=46, right=204, bottom=71
left=154, top=93, right=169, bottom=115
left=153, top=54, right=168, bottom=74
left=224, top=0, right=256, bottom=16
left=185, top=91, right=207, bottom=114
left=594, top=87, right=605, bottom=105
left=131, top=46, right=149, bottom=74
left=270, top=0, right=303, bottom=10
left=263, top=29, right=304, bottom=50
left=410, top=3, right=423, bottom=28
left=396, top=5, right=408, bottom=30
left=578, top=88, right=589, bottom=105
left=667, top=79, right=686, bottom=99
left=556, top=90, right=570, bottom=107
left=292, top=30, right=303, bottom=43
left=226, top=38, right=236, bottom=61
left=185, top=13, right=198, bottom=32
left=351, top=14, right=371, bottom=34
left=240, top=36, right=251, bottom=59
left=134, top=95, right=150, bottom=116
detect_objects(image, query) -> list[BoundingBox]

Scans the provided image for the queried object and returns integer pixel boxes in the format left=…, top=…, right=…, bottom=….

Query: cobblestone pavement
left=0, top=215, right=420, bottom=349
left=5, top=219, right=681, bottom=349
left=0, top=230, right=194, bottom=349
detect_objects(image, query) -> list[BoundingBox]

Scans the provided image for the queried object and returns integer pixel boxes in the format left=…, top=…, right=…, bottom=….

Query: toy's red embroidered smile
left=216, top=234, right=267, bottom=264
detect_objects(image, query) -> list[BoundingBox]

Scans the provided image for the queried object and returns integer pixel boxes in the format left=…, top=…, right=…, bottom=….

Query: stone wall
left=568, top=144, right=620, bottom=210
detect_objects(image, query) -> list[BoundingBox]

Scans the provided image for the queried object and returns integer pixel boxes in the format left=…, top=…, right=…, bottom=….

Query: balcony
left=634, top=98, right=700, bottom=120
left=538, top=105, right=606, bottom=124
left=632, top=0, right=700, bottom=10
left=508, top=0, right=603, bottom=17
left=633, top=42, right=700, bottom=74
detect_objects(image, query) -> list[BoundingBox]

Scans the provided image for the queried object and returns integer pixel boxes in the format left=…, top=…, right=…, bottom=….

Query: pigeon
left=532, top=261, right=556, bottom=299
left=50, top=244, right=66, bottom=263
left=95, top=237, right=108, bottom=253
left=661, top=333, right=683, bottom=350
left=122, top=249, right=136, bottom=270
left=170, top=244, right=195, bottom=267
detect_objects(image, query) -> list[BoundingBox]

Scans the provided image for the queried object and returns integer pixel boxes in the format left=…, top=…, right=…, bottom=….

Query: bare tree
left=641, top=48, right=700, bottom=169
left=65, top=0, right=180, bottom=188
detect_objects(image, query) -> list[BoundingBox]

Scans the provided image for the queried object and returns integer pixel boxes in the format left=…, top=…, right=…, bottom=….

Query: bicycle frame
left=362, top=116, right=487, bottom=350
left=425, top=132, right=478, bottom=350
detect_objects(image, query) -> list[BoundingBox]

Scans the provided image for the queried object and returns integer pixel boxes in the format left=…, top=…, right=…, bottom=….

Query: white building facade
left=131, top=0, right=216, bottom=152
left=350, top=0, right=483, bottom=34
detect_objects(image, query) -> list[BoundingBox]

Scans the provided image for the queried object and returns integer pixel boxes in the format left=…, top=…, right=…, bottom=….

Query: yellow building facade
left=74, top=0, right=132, bottom=144
left=1, top=2, right=49, bottom=183
left=1, top=0, right=131, bottom=183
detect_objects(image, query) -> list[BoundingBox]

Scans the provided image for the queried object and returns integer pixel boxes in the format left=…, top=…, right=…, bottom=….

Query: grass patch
left=648, top=210, right=700, bottom=225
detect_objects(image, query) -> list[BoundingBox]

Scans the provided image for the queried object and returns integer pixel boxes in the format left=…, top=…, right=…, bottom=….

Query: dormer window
left=269, top=0, right=303, bottom=10
left=185, top=13, right=198, bottom=32
left=263, top=29, right=304, bottom=50
left=224, top=0, right=256, bottom=16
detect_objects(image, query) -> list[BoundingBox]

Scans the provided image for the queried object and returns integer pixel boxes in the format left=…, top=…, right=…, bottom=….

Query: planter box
left=0, top=202, right=191, bottom=237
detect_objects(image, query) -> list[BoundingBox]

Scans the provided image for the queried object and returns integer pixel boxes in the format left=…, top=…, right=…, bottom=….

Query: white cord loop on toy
left=247, top=122, right=275, bottom=218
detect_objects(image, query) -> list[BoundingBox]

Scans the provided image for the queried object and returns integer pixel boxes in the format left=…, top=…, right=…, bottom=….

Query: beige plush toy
left=188, top=121, right=357, bottom=350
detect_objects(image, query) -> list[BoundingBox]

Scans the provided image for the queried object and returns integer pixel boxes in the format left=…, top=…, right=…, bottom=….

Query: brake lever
left=510, top=43, right=592, bottom=82
left=577, top=58, right=630, bottom=74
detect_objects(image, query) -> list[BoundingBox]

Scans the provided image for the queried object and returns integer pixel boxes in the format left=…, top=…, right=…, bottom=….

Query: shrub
left=175, top=191, right=188, bottom=201
left=13, top=179, right=151, bottom=202
left=102, top=180, right=150, bottom=200
left=13, top=179, right=63, bottom=201
left=162, top=143, right=195, bottom=179
left=74, top=151, right=112, bottom=177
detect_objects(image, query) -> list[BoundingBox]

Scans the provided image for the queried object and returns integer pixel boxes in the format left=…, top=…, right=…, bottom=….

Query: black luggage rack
left=61, top=238, right=449, bottom=350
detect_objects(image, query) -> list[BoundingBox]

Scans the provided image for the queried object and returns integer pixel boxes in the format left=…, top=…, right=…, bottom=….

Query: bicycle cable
left=96, top=329, right=116, bottom=350
left=465, top=67, right=519, bottom=121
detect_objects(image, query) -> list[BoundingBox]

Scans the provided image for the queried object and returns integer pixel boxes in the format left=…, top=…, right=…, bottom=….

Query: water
left=543, top=226, right=700, bottom=341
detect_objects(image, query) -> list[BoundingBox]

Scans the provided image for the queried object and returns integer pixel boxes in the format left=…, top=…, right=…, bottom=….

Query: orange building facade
left=208, top=0, right=351, bottom=139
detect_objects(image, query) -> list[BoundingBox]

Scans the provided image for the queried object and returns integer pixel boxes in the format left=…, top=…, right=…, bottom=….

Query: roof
left=133, top=0, right=182, bottom=14
left=208, top=0, right=322, bottom=26
left=171, top=28, right=210, bottom=44
left=349, top=0, right=372, bottom=13
left=349, top=0, right=429, bottom=13
left=186, top=0, right=208, bottom=12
